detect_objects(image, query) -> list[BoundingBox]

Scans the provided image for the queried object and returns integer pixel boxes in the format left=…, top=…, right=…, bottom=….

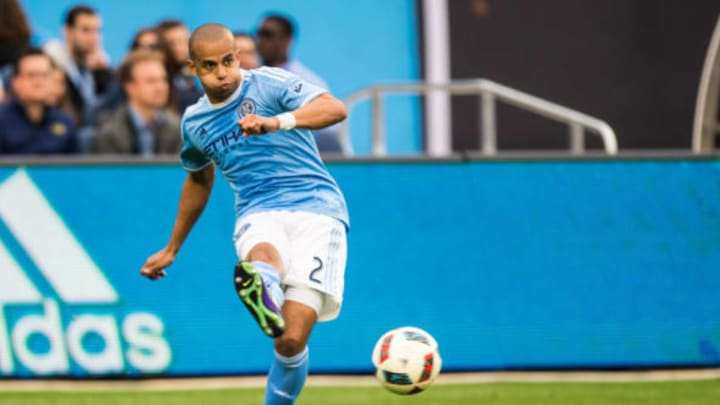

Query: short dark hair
left=12, top=47, right=52, bottom=77
left=118, top=50, right=165, bottom=84
left=130, top=27, right=161, bottom=51
left=156, top=19, right=185, bottom=34
left=64, top=5, right=96, bottom=27
left=262, top=14, right=294, bottom=38
left=0, top=0, right=31, bottom=44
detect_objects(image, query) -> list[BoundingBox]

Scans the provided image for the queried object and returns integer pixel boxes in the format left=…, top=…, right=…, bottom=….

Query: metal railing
left=692, top=14, right=720, bottom=152
left=340, top=79, right=618, bottom=156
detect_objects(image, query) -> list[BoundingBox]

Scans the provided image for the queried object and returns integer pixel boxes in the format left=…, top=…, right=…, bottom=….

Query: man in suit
left=91, top=50, right=181, bottom=155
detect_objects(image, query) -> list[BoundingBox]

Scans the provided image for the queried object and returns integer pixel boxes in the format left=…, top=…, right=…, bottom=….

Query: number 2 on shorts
left=309, top=256, right=323, bottom=284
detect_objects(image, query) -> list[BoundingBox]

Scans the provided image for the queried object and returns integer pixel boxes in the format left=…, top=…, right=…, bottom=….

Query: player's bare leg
left=276, top=300, right=317, bottom=356
left=266, top=300, right=318, bottom=405
left=234, top=242, right=286, bottom=337
left=247, top=242, right=284, bottom=273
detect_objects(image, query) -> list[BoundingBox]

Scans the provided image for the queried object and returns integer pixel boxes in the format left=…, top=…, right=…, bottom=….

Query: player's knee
left=247, top=243, right=283, bottom=271
left=274, top=334, right=306, bottom=357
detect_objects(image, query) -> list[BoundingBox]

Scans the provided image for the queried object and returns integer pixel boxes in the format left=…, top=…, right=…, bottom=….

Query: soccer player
left=139, top=23, right=349, bottom=405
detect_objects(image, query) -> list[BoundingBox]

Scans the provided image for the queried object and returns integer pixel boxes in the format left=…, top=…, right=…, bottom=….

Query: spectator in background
left=0, top=49, right=77, bottom=154
left=256, top=14, right=344, bottom=153
left=256, top=15, right=326, bottom=86
left=91, top=51, right=180, bottom=155
left=156, top=19, right=202, bottom=113
left=233, top=31, right=260, bottom=69
left=157, top=19, right=189, bottom=68
left=47, top=63, right=77, bottom=120
left=43, top=5, right=113, bottom=126
left=0, top=0, right=31, bottom=67
left=130, top=28, right=162, bottom=52
left=0, top=0, right=32, bottom=97
left=88, top=27, right=167, bottom=120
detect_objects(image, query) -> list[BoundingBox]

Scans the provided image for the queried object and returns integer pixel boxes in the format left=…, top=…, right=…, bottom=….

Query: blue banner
left=0, top=159, right=719, bottom=377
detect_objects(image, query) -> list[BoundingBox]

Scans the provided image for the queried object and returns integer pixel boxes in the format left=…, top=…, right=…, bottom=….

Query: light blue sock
left=265, top=347, right=309, bottom=405
left=251, top=261, right=284, bottom=307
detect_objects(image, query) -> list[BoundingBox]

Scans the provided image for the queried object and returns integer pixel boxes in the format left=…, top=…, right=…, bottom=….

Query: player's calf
left=234, top=261, right=285, bottom=338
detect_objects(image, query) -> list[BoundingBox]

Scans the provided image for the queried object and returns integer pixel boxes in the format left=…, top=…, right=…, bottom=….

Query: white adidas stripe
left=254, top=68, right=292, bottom=82
left=0, top=170, right=118, bottom=304
left=258, top=66, right=292, bottom=78
left=0, top=239, right=41, bottom=303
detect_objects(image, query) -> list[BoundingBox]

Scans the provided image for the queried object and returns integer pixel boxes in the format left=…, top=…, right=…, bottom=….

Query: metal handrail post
left=481, top=91, right=497, bottom=155
left=570, top=123, right=585, bottom=155
left=372, top=91, right=386, bottom=156
left=693, top=14, right=720, bottom=152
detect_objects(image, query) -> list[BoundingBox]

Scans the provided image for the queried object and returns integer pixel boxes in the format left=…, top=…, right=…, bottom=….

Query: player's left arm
left=285, top=92, right=347, bottom=130
left=238, top=93, right=347, bottom=136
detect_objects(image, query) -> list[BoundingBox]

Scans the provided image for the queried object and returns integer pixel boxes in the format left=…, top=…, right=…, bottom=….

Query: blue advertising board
left=0, top=159, right=719, bottom=377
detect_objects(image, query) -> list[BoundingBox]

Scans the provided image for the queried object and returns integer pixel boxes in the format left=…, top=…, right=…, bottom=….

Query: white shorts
left=233, top=210, right=347, bottom=321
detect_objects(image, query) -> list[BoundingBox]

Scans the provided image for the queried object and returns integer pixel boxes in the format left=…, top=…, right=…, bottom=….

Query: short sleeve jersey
left=180, top=67, right=349, bottom=227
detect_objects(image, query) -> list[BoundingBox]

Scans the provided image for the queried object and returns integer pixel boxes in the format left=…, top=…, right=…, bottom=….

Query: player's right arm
left=140, top=164, right=215, bottom=280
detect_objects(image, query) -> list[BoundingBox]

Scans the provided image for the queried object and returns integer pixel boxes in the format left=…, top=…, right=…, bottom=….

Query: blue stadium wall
left=0, top=158, right=718, bottom=377
left=22, top=0, right=422, bottom=155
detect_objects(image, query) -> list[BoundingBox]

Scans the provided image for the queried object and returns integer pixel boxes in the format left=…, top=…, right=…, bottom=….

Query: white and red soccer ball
left=371, top=326, right=442, bottom=395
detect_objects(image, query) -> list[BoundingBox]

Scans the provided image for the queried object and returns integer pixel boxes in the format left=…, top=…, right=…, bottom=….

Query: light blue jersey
left=180, top=67, right=349, bottom=228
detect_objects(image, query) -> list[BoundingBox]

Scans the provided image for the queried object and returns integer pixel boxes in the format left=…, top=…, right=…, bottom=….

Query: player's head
left=188, top=23, right=241, bottom=103
left=256, top=14, right=294, bottom=66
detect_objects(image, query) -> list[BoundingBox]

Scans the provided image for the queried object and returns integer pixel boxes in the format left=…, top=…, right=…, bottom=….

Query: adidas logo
left=0, top=170, right=171, bottom=376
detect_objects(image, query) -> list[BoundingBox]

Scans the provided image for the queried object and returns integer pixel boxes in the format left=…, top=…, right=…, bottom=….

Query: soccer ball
left=371, top=326, right=442, bottom=395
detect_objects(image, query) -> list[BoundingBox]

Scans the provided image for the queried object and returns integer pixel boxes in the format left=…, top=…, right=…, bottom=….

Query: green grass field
left=1, top=380, right=719, bottom=405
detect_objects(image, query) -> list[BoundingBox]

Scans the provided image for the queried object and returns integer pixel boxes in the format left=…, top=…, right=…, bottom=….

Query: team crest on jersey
left=238, top=98, right=257, bottom=116
left=292, top=83, right=303, bottom=94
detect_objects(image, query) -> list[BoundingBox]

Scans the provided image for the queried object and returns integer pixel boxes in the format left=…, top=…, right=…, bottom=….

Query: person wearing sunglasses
left=256, top=14, right=344, bottom=154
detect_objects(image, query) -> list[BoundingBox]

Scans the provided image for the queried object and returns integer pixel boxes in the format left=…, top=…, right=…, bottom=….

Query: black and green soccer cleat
left=233, top=261, right=285, bottom=338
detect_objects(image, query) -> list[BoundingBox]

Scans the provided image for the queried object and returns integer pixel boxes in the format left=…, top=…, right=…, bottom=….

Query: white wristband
left=275, top=112, right=297, bottom=130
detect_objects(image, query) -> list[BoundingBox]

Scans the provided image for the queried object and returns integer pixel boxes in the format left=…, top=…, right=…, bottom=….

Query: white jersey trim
left=253, top=67, right=293, bottom=83
left=207, top=69, right=249, bottom=109
left=299, top=90, right=327, bottom=108
left=181, top=160, right=213, bottom=173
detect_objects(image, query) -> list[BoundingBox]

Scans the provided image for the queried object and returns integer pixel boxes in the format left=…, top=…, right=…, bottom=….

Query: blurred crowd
left=0, top=0, right=343, bottom=156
